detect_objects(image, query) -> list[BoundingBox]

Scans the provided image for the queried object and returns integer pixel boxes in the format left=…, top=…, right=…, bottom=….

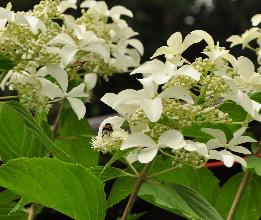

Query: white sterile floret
left=233, top=56, right=261, bottom=92
left=121, top=130, right=186, bottom=163
left=130, top=59, right=200, bottom=84
left=201, top=127, right=256, bottom=167
left=84, top=73, right=97, bottom=90
left=101, top=76, right=194, bottom=122
left=227, top=28, right=261, bottom=48
left=224, top=78, right=261, bottom=122
left=92, top=116, right=128, bottom=153
left=251, top=14, right=261, bottom=26
left=47, top=27, right=109, bottom=66
left=15, top=13, right=46, bottom=34
left=37, top=64, right=89, bottom=119
left=59, top=0, right=77, bottom=13
left=151, top=31, right=202, bottom=60
left=81, top=1, right=132, bottom=20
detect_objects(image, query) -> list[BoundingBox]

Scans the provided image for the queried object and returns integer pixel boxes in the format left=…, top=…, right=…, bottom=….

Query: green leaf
left=0, top=103, right=46, bottom=162
left=250, top=92, right=261, bottom=103
left=182, top=123, right=235, bottom=142
left=89, top=166, right=131, bottom=182
left=149, top=159, right=220, bottom=205
left=5, top=101, right=73, bottom=162
left=139, top=181, right=223, bottom=220
left=216, top=173, right=261, bottom=220
left=55, top=109, right=98, bottom=167
left=0, top=191, right=19, bottom=205
left=219, top=102, right=247, bottom=122
left=0, top=157, right=107, bottom=220
left=107, top=177, right=136, bottom=208
left=0, top=54, right=16, bottom=71
left=247, top=156, right=261, bottom=175
left=0, top=203, right=28, bottom=220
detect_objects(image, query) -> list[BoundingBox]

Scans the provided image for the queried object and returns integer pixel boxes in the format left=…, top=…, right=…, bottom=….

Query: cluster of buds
left=0, top=0, right=143, bottom=117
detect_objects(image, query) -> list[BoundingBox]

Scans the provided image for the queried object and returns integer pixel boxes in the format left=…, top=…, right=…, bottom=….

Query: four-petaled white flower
left=37, top=64, right=89, bottom=119
left=224, top=78, right=261, bottom=122
left=121, top=130, right=186, bottom=163
left=201, top=127, right=256, bottom=167
left=47, top=25, right=109, bottom=66
left=102, top=76, right=194, bottom=122
left=130, top=59, right=200, bottom=84
left=151, top=32, right=202, bottom=61
left=227, top=27, right=261, bottom=48
left=233, top=56, right=261, bottom=92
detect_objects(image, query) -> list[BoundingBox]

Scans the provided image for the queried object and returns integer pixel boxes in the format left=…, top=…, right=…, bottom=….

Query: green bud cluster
left=129, top=107, right=148, bottom=129
left=83, top=54, right=119, bottom=81
left=33, top=0, right=63, bottom=20
left=171, top=149, right=206, bottom=167
left=162, top=99, right=231, bottom=129
left=201, top=75, right=229, bottom=96
left=163, top=75, right=196, bottom=90
left=145, top=123, right=170, bottom=141
left=77, top=13, right=110, bottom=41
left=192, top=57, right=217, bottom=76
left=10, top=75, right=50, bottom=113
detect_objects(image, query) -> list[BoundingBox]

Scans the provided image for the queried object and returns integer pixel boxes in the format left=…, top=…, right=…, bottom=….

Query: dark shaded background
left=1, top=0, right=261, bottom=219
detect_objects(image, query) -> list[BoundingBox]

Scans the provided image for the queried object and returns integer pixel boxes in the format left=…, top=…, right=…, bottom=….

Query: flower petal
left=84, top=73, right=97, bottom=89
left=68, top=83, right=88, bottom=98
left=151, top=46, right=173, bottom=59
left=228, top=145, right=251, bottom=154
left=45, top=64, right=69, bottom=92
left=251, top=14, right=261, bottom=26
left=176, top=65, right=201, bottom=81
left=61, top=46, right=78, bottom=66
left=126, top=39, right=143, bottom=55
left=229, top=136, right=257, bottom=146
left=158, top=130, right=185, bottom=149
left=109, top=5, right=133, bottom=19
left=38, top=78, right=64, bottom=99
left=190, top=30, right=214, bottom=48
left=201, top=128, right=227, bottom=144
left=140, top=98, right=162, bottom=122
left=66, top=97, right=86, bottom=119
left=237, top=56, right=255, bottom=81
left=167, top=32, right=183, bottom=54
left=138, top=147, right=158, bottom=163
left=48, top=33, right=76, bottom=47
left=159, top=86, right=194, bottom=103
left=82, top=44, right=110, bottom=63
left=121, top=133, right=156, bottom=150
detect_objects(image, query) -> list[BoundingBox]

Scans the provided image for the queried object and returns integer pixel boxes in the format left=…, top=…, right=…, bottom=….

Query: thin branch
left=147, top=166, right=177, bottom=178
left=124, top=158, right=139, bottom=176
left=0, top=95, right=19, bottom=100
left=53, top=101, right=64, bottom=138
left=226, top=145, right=260, bottom=220
left=121, top=162, right=153, bottom=220
left=27, top=203, right=35, bottom=220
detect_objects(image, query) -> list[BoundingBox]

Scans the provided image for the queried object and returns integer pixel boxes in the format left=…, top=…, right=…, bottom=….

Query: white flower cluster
left=0, top=0, right=143, bottom=118
left=94, top=30, right=260, bottom=167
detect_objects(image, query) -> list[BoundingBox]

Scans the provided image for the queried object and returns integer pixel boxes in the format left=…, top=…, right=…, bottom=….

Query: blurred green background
left=1, top=0, right=261, bottom=117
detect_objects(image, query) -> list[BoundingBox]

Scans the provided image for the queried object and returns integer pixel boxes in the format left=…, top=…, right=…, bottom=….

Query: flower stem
left=0, top=95, right=19, bottom=100
left=121, top=162, right=153, bottom=220
left=147, top=166, right=177, bottom=178
left=226, top=145, right=260, bottom=220
left=53, top=101, right=64, bottom=138
left=27, top=203, right=35, bottom=220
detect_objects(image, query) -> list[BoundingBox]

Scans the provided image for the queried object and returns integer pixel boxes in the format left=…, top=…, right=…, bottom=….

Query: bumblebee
left=101, top=123, right=113, bottom=137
